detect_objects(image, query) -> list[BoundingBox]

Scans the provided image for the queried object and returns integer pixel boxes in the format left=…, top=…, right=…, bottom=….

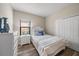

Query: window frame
left=20, top=20, right=31, bottom=35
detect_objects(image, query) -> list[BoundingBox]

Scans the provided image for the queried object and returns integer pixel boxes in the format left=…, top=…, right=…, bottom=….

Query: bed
left=31, top=35, right=65, bottom=56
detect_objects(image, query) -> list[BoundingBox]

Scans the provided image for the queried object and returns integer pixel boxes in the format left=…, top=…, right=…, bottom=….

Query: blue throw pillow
left=39, top=31, right=44, bottom=35
left=36, top=31, right=44, bottom=36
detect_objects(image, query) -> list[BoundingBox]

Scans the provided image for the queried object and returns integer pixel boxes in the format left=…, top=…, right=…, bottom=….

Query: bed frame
left=31, top=38, right=65, bottom=56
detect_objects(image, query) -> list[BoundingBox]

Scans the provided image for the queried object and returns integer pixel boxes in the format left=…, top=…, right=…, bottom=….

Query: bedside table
left=20, top=35, right=31, bottom=45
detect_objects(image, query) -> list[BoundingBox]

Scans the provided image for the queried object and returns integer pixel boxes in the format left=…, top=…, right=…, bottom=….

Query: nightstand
left=20, top=35, right=31, bottom=45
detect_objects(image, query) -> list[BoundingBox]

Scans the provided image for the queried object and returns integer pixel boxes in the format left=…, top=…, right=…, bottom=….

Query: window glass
left=20, top=21, right=31, bottom=35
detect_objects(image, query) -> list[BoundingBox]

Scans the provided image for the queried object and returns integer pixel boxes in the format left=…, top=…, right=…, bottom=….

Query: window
left=20, top=20, right=31, bottom=35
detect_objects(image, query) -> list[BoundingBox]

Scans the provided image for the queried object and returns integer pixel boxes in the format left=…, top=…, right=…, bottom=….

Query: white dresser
left=0, top=33, right=14, bottom=56
left=19, top=35, right=31, bottom=45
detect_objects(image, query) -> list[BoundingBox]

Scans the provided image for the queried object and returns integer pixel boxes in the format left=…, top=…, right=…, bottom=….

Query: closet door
left=69, top=16, right=79, bottom=51
left=56, top=16, right=79, bottom=51
left=56, top=20, right=65, bottom=37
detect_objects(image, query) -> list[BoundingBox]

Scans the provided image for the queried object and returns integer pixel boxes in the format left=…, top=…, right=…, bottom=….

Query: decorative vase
left=0, top=17, right=10, bottom=33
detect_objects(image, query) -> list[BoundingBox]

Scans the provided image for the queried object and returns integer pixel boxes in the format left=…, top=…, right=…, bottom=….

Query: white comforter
left=32, top=35, right=64, bottom=55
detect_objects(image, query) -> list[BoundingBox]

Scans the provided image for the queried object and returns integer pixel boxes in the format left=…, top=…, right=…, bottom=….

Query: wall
left=45, top=4, right=79, bottom=35
left=13, top=10, right=45, bottom=34
left=0, top=3, right=13, bottom=33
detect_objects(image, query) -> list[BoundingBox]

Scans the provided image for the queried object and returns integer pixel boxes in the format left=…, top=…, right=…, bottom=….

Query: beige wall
left=13, top=10, right=45, bottom=34
left=45, top=4, right=79, bottom=35
left=0, top=3, right=13, bottom=33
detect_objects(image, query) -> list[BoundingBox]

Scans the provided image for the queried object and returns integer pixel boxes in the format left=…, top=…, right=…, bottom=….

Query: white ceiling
left=11, top=3, right=70, bottom=17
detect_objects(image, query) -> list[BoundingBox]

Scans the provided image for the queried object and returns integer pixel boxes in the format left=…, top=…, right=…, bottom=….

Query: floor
left=18, top=44, right=39, bottom=56
left=18, top=44, right=79, bottom=56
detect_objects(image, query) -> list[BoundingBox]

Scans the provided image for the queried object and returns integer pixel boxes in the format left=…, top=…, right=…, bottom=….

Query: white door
left=56, top=16, right=79, bottom=51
